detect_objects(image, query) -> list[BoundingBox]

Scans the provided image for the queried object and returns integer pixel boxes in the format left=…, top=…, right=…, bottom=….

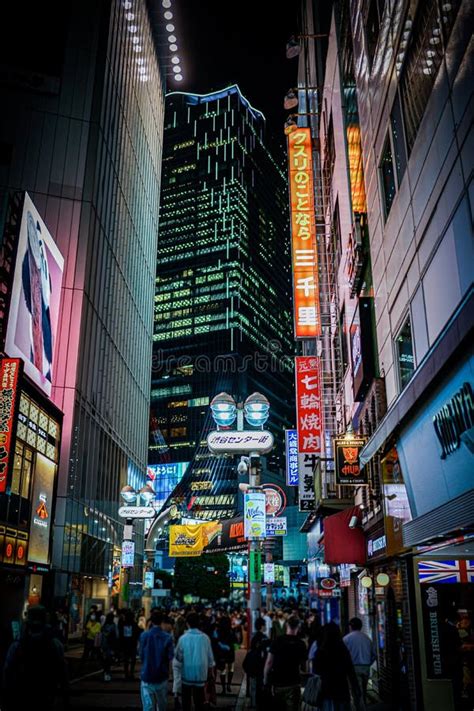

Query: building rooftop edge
left=166, top=83, right=266, bottom=121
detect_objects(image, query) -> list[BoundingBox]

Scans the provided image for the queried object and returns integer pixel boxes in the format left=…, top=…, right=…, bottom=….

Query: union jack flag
left=418, top=559, right=474, bottom=584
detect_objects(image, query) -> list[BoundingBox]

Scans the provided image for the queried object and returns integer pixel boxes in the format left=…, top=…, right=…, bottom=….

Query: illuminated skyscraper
left=150, top=85, right=294, bottom=520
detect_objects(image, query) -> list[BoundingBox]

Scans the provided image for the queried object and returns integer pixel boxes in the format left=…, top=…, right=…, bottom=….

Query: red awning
left=323, top=506, right=366, bottom=565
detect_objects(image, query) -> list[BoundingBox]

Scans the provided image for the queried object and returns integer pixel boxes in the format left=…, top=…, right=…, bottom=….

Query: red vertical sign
left=295, top=356, right=322, bottom=454
left=0, top=358, right=22, bottom=493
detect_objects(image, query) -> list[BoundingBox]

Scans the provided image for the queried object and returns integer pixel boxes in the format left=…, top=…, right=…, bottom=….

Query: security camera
left=237, top=458, right=248, bottom=475
left=349, top=515, right=358, bottom=529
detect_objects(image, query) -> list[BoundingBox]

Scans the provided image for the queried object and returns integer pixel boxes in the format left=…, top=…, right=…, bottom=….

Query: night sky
left=167, top=0, right=300, bottom=138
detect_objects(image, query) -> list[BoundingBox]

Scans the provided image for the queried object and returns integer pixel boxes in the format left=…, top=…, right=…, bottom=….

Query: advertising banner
left=203, top=516, right=247, bottom=553
left=298, top=453, right=317, bottom=511
left=249, top=550, right=262, bottom=583
left=5, top=193, right=64, bottom=397
left=287, top=128, right=321, bottom=338
left=285, top=429, right=299, bottom=486
left=169, top=524, right=205, bottom=557
left=0, top=358, right=22, bottom=494
left=334, top=435, right=367, bottom=485
left=121, top=541, right=135, bottom=568
left=28, top=452, right=57, bottom=566
left=244, top=491, right=266, bottom=539
left=295, top=356, right=322, bottom=455
left=266, top=517, right=287, bottom=536
left=263, top=563, right=275, bottom=584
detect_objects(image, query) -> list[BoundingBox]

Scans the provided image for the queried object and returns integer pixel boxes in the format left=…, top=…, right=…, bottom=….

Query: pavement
left=66, top=645, right=246, bottom=710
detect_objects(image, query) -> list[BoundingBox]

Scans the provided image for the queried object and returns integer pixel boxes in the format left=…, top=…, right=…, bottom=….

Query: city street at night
left=0, top=1, right=472, bottom=710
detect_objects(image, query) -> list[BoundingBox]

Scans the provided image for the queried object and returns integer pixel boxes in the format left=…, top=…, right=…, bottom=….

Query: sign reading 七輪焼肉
left=266, top=517, right=287, bottom=536
left=244, top=491, right=266, bottom=539
left=287, top=127, right=321, bottom=339
left=207, top=430, right=274, bottom=455
left=0, top=358, right=22, bottom=494
left=334, top=435, right=367, bottom=485
left=295, top=356, right=322, bottom=456
left=121, top=540, right=135, bottom=568
left=169, top=524, right=205, bottom=557
left=285, top=429, right=299, bottom=486
left=298, top=453, right=318, bottom=512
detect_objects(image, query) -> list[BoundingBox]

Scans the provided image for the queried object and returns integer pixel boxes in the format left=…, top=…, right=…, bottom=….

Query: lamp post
left=208, top=392, right=272, bottom=637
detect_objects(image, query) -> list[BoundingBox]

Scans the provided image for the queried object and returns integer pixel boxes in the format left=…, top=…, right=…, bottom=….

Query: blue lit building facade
left=150, top=86, right=295, bottom=521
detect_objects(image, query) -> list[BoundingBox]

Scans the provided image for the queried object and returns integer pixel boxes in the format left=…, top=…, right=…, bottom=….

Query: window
left=366, top=0, right=386, bottom=68
left=379, top=135, right=396, bottom=218
left=395, top=316, right=415, bottom=389
left=399, top=0, right=460, bottom=153
left=390, top=92, right=407, bottom=185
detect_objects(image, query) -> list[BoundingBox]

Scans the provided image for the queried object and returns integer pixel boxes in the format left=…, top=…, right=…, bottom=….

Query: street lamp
left=210, top=392, right=237, bottom=428
left=244, top=392, right=270, bottom=428
left=120, top=485, right=138, bottom=504
left=139, top=484, right=156, bottom=505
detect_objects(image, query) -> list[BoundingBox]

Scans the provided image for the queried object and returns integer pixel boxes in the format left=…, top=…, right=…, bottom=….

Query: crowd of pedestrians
left=1, top=600, right=376, bottom=711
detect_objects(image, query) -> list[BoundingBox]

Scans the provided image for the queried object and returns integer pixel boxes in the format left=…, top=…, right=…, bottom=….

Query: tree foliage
left=173, top=553, right=230, bottom=601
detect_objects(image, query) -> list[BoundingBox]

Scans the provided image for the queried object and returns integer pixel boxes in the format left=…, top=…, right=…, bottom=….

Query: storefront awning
left=323, top=506, right=366, bottom=566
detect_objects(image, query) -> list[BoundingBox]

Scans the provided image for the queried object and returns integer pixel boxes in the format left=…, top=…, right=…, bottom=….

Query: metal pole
left=248, top=453, right=261, bottom=636
left=119, top=518, right=133, bottom=609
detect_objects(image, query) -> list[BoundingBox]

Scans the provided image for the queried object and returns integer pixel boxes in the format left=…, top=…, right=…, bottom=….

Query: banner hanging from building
left=285, top=429, right=299, bottom=486
left=334, top=435, right=367, bottom=485
left=295, top=356, right=322, bottom=455
left=287, top=128, right=321, bottom=338
left=202, top=516, right=247, bottom=553
left=0, top=358, right=22, bottom=494
left=244, top=491, right=266, bottom=539
left=169, top=524, right=206, bottom=557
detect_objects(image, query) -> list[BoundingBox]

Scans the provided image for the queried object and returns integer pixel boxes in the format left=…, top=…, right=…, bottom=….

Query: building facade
left=0, top=0, right=167, bottom=631
left=149, top=86, right=295, bottom=524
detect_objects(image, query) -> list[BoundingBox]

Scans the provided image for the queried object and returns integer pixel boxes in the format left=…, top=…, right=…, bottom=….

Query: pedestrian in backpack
left=139, top=610, right=174, bottom=711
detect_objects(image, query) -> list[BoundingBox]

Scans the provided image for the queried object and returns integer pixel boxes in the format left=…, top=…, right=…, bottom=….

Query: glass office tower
left=150, top=86, right=294, bottom=521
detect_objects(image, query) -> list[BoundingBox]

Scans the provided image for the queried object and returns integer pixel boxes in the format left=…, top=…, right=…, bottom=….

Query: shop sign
left=417, top=559, right=474, bottom=584
left=262, top=484, right=286, bottom=517
left=298, top=453, right=317, bottom=511
left=295, top=356, right=322, bottom=455
left=0, top=526, right=28, bottom=566
left=143, top=572, right=154, bottom=589
left=287, top=127, right=321, bottom=338
left=367, top=534, right=386, bottom=559
left=169, top=524, right=205, bottom=557
left=350, top=298, right=375, bottom=402
left=28, top=452, right=56, bottom=566
left=263, top=563, right=275, bottom=584
left=0, top=358, right=22, bottom=494
left=244, top=491, right=266, bottom=539
left=420, top=585, right=444, bottom=678
left=121, top=540, right=135, bottom=568
left=433, top=382, right=474, bottom=459
left=334, top=435, right=367, bottom=485
left=285, top=429, right=299, bottom=486
left=207, top=430, right=274, bottom=454
left=118, top=505, right=155, bottom=519
left=249, top=550, right=262, bottom=583
left=318, top=578, right=339, bottom=597
left=266, top=517, right=287, bottom=536
left=339, top=564, right=352, bottom=587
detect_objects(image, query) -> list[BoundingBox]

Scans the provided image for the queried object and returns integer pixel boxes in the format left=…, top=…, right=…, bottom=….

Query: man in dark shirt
left=139, top=610, right=174, bottom=711
left=263, top=616, right=307, bottom=711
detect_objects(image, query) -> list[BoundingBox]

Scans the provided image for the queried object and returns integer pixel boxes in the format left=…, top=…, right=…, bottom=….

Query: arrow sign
left=118, top=506, right=155, bottom=519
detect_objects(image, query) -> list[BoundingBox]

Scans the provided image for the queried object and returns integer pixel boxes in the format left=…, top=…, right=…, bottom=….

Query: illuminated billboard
left=5, top=193, right=64, bottom=397
left=147, top=461, right=188, bottom=512
left=28, top=453, right=57, bottom=566
left=287, top=128, right=321, bottom=338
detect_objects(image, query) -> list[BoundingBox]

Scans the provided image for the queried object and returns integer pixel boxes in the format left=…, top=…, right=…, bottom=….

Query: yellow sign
left=169, top=524, right=205, bottom=557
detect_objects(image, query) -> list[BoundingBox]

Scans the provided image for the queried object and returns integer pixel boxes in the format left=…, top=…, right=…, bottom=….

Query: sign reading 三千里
left=295, top=356, right=322, bottom=456
left=287, top=128, right=321, bottom=338
left=121, top=540, right=135, bottom=568
left=207, top=430, right=274, bottom=455
left=266, top=517, right=287, bottom=536
left=285, top=429, right=299, bottom=486
left=0, top=358, right=22, bottom=494
left=244, top=491, right=266, bottom=539
left=334, top=436, right=367, bottom=485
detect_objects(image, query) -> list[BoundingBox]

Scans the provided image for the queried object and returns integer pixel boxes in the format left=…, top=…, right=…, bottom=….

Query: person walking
left=244, top=617, right=270, bottom=710
left=119, top=609, right=141, bottom=680
left=139, top=610, right=174, bottom=711
left=175, top=612, right=215, bottom=711
left=101, top=612, right=117, bottom=682
left=3, top=605, right=69, bottom=711
left=82, top=609, right=102, bottom=665
left=343, top=617, right=376, bottom=705
left=313, top=622, right=362, bottom=711
left=263, top=615, right=307, bottom=711
left=271, top=609, right=287, bottom=641
left=213, top=614, right=237, bottom=695
left=173, top=614, right=187, bottom=711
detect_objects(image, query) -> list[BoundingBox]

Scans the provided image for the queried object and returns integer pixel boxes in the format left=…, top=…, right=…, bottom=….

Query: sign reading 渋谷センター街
left=287, top=128, right=321, bottom=339
left=0, top=358, right=22, bottom=494
left=207, top=430, right=274, bottom=454
left=334, top=435, right=367, bottom=485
